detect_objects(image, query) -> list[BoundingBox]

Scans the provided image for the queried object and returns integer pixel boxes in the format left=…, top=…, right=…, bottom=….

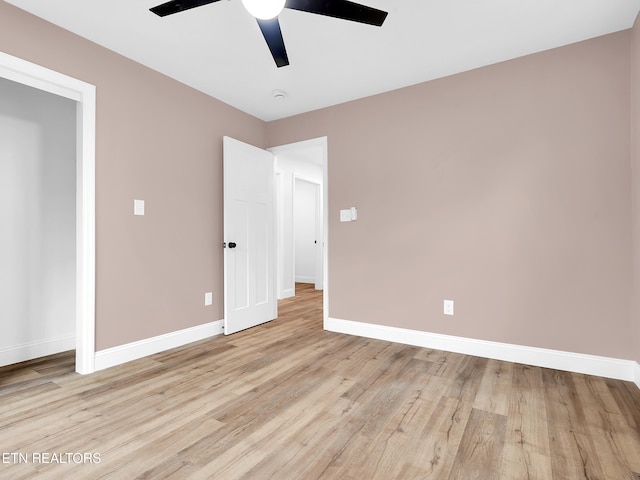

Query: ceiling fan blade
left=150, top=0, right=221, bottom=17
left=285, top=0, right=387, bottom=26
left=257, top=18, right=290, bottom=68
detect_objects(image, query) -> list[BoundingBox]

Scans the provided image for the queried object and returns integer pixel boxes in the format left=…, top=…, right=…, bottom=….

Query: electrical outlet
left=444, top=300, right=454, bottom=316
left=205, top=292, right=213, bottom=306
left=134, top=199, right=145, bottom=216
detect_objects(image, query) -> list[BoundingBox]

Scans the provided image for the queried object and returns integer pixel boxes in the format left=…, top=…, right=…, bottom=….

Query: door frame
left=0, top=51, right=96, bottom=374
left=269, top=137, right=328, bottom=326
left=275, top=170, right=295, bottom=299
left=293, top=176, right=323, bottom=290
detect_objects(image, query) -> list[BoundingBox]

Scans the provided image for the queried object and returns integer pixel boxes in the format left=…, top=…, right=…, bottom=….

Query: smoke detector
left=272, top=89, right=287, bottom=101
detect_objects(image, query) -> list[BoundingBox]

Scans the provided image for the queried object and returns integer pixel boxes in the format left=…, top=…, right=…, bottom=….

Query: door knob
left=228, top=242, right=237, bottom=249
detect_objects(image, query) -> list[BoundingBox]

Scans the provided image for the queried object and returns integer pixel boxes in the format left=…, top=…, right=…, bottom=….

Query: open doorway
left=0, top=52, right=96, bottom=374
left=294, top=178, right=322, bottom=289
left=0, top=77, right=76, bottom=367
left=270, top=137, right=328, bottom=325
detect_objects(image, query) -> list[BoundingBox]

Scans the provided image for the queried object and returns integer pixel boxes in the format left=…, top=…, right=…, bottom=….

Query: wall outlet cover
left=444, top=300, right=454, bottom=316
left=134, top=199, right=145, bottom=216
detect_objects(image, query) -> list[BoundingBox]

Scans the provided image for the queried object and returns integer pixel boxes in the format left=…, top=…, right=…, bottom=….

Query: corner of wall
left=630, top=11, right=640, bottom=365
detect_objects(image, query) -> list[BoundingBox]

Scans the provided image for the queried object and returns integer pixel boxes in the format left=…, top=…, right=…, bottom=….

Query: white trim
left=0, top=335, right=75, bottom=367
left=280, top=289, right=295, bottom=299
left=0, top=51, right=96, bottom=375
left=94, top=320, right=224, bottom=371
left=75, top=78, right=96, bottom=375
left=295, top=276, right=316, bottom=284
left=0, top=52, right=84, bottom=101
left=322, top=139, right=328, bottom=323
left=326, top=317, right=639, bottom=383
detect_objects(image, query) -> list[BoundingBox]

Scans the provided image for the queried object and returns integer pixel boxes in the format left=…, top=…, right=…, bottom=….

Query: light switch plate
left=205, top=292, right=213, bottom=306
left=134, top=199, right=145, bottom=216
left=340, top=209, right=352, bottom=222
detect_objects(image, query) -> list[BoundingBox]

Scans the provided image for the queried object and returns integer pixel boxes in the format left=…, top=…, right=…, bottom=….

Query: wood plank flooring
left=1, top=283, right=640, bottom=479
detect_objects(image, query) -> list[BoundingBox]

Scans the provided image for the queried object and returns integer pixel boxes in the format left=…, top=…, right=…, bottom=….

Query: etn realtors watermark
left=2, top=452, right=101, bottom=464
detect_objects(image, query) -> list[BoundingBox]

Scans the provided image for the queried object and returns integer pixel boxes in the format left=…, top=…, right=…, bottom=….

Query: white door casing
left=276, top=170, right=295, bottom=299
left=0, top=51, right=96, bottom=374
left=313, top=179, right=323, bottom=291
left=223, top=136, right=277, bottom=335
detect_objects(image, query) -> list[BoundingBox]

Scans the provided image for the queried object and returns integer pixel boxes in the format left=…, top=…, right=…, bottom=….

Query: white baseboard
left=94, top=320, right=223, bottom=372
left=325, top=317, right=639, bottom=383
left=279, top=288, right=295, bottom=299
left=295, top=277, right=315, bottom=284
left=0, top=334, right=75, bottom=367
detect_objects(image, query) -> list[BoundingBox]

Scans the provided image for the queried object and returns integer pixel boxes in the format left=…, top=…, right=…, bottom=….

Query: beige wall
left=631, top=16, right=640, bottom=365
left=267, top=31, right=633, bottom=360
left=1, top=0, right=636, bottom=361
left=0, top=2, right=266, bottom=350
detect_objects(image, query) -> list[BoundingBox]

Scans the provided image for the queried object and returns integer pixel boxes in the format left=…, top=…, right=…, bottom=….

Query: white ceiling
left=5, top=0, right=640, bottom=121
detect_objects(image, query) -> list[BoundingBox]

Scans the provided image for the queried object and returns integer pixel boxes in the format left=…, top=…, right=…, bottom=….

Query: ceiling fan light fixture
left=241, top=0, right=286, bottom=20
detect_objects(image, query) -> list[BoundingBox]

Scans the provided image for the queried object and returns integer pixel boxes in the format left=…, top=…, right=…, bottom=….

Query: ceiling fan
left=150, top=0, right=388, bottom=68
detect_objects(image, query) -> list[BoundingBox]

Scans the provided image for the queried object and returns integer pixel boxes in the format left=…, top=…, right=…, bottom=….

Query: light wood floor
left=2, top=283, right=640, bottom=479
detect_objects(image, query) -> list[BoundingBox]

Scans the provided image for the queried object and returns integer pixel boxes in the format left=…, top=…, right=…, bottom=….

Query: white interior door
left=294, top=178, right=319, bottom=284
left=223, top=136, right=277, bottom=335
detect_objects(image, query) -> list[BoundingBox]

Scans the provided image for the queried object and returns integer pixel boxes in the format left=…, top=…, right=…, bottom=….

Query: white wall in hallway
left=0, top=77, right=76, bottom=363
